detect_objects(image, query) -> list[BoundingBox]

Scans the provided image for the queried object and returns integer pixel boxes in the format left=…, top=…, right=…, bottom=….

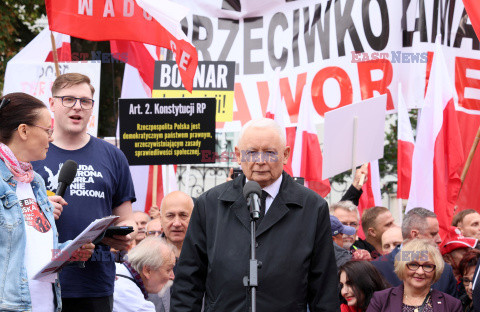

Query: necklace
left=403, top=290, right=431, bottom=312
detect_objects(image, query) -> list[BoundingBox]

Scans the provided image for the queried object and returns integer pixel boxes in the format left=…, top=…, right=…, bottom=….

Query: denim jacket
left=0, top=161, right=63, bottom=311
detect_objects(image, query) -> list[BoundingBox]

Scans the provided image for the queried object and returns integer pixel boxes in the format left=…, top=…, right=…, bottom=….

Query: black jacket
left=170, top=172, right=340, bottom=312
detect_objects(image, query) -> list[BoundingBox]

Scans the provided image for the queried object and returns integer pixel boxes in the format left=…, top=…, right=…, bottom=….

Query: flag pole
left=351, top=116, right=358, bottom=181
left=165, top=165, right=170, bottom=195
left=49, top=31, right=60, bottom=77
left=185, top=165, right=191, bottom=195
left=152, top=165, right=158, bottom=207
left=459, top=123, right=480, bottom=191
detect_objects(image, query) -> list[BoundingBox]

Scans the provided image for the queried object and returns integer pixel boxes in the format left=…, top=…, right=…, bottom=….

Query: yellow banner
left=152, top=90, right=234, bottom=122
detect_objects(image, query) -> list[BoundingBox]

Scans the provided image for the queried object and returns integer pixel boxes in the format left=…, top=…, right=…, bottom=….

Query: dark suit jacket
left=170, top=172, right=339, bottom=312
left=366, top=284, right=462, bottom=312
left=372, top=246, right=458, bottom=298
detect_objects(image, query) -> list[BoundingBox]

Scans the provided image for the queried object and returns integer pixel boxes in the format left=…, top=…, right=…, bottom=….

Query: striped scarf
left=0, top=143, right=34, bottom=183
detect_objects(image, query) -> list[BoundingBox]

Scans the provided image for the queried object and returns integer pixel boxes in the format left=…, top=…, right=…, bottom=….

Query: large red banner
left=45, top=0, right=197, bottom=92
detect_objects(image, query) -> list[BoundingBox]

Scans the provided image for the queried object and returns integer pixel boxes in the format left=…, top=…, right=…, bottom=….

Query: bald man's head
left=133, top=211, right=151, bottom=242
left=381, top=226, right=403, bottom=254
left=146, top=218, right=162, bottom=237
left=160, top=191, right=194, bottom=247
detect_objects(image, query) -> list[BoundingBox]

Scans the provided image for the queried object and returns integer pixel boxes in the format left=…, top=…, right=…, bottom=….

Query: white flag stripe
left=406, top=40, right=454, bottom=212
left=370, top=160, right=382, bottom=206
left=397, top=83, right=415, bottom=143
left=8, top=28, right=69, bottom=63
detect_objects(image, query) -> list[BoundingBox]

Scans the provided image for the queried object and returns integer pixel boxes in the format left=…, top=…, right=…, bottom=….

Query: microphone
left=243, top=181, right=262, bottom=220
left=56, top=160, right=78, bottom=197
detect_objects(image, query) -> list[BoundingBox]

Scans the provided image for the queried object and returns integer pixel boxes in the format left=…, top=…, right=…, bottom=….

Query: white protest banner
left=3, top=62, right=101, bottom=136
left=323, top=94, right=387, bottom=179
left=164, top=0, right=480, bottom=129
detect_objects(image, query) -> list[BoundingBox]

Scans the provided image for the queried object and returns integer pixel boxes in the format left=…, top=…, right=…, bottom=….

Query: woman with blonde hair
left=367, top=239, right=462, bottom=312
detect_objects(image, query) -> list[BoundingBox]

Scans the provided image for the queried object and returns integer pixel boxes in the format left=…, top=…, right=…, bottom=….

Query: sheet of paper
left=33, top=215, right=119, bottom=281
left=323, top=95, right=387, bottom=179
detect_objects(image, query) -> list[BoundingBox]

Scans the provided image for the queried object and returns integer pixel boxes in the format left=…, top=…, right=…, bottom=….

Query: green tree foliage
left=0, top=1, right=125, bottom=138
left=0, top=1, right=45, bottom=91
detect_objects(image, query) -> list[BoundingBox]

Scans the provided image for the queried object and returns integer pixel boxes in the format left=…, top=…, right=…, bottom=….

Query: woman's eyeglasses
left=406, top=262, right=436, bottom=273
left=462, top=277, right=473, bottom=286
left=32, top=124, right=54, bottom=137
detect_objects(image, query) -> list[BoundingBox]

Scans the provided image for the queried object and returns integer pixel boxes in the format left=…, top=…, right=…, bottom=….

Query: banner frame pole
left=49, top=31, right=60, bottom=77
left=351, top=116, right=358, bottom=181
left=152, top=165, right=158, bottom=206
left=458, top=123, right=480, bottom=198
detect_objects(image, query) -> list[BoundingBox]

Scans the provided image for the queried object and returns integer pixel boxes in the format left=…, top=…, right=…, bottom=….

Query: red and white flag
left=397, top=83, right=415, bottom=199
left=291, top=101, right=331, bottom=197
left=45, top=0, right=197, bottom=91
left=8, top=27, right=70, bottom=63
left=111, top=41, right=159, bottom=96
left=406, top=42, right=464, bottom=238
left=265, top=70, right=295, bottom=175
left=356, top=161, right=382, bottom=239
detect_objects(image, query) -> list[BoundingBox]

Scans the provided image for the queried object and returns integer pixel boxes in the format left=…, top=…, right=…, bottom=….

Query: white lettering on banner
left=179, top=51, right=191, bottom=71
left=143, top=10, right=152, bottom=21
left=78, top=0, right=93, bottom=16
left=168, top=0, right=480, bottom=125
left=103, top=0, right=115, bottom=17
left=77, top=0, right=154, bottom=21
left=170, top=41, right=177, bottom=60
left=123, top=0, right=134, bottom=17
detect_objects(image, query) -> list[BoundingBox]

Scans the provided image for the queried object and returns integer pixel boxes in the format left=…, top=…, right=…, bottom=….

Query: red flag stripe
left=397, top=140, right=414, bottom=199
left=45, top=0, right=197, bottom=91
left=433, top=99, right=464, bottom=237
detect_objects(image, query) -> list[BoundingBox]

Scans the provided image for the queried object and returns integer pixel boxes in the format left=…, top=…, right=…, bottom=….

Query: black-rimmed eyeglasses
left=462, top=277, right=473, bottom=286
left=406, top=262, right=436, bottom=273
left=53, top=96, right=94, bottom=110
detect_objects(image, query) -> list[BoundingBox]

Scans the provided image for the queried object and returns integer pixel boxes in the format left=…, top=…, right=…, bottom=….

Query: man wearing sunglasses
left=33, top=73, right=136, bottom=312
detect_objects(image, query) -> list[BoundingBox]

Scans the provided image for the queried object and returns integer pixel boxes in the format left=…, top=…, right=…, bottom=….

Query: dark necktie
left=257, top=190, right=269, bottom=227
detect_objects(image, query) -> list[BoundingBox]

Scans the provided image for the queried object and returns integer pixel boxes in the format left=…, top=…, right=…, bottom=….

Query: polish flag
left=121, top=62, right=178, bottom=212
left=291, top=100, right=331, bottom=197
left=110, top=40, right=158, bottom=96
left=264, top=70, right=295, bottom=175
left=357, top=161, right=382, bottom=239
left=406, top=42, right=464, bottom=238
left=7, top=27, right=70, bottom=63
left=397, top=83, right=415, bottom=199
left=46, top=0, right=197, bottom=91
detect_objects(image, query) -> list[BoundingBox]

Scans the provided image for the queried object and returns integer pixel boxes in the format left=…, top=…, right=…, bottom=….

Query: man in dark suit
left=170, top=118, right=339, bottom=312
left=372, top=208, right=458, bottom=298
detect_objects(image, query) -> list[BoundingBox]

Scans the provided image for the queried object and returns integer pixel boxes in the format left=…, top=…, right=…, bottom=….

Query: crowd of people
left=1, top=72, right=480, bottom=312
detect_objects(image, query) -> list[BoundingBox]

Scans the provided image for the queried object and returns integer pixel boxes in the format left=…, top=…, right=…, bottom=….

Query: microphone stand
left=243, top=195, right=261, bottom=312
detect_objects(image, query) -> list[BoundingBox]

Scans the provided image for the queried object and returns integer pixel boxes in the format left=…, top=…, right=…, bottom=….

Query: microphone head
left=58, top=160, right=78, bottom=185
left=243, top=181, right=262, bottom=199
